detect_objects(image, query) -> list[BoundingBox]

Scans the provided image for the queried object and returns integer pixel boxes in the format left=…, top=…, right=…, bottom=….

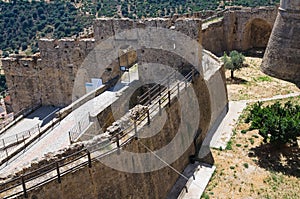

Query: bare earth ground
left=202, top=57, right=300, bottom=199
left=226, top=57, right=300, bottom=101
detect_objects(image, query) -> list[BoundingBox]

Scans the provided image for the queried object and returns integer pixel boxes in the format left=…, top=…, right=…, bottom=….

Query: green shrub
left=245, top=101, right=300, bottom=145
left=226, top=140, right=233, bottom=150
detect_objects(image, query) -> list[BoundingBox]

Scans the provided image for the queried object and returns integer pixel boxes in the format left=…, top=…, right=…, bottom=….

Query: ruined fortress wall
left=202, top=7, right=278, bottom=55
left=2, top=17, right=202, bottom=114
left=11, top=78, right=210, bottom=199
left=1, top=39, right=97, bottom=112
left=0, top=58, right=227, bottom=198
left=2, top=7, right=277, bottom=113
left=261, top=0, right=300, bottom=85
left=1, top=57, right=42, bottom=113
left=0, top=16, right=229, bottom=198
left=37, top=38, right=96, bottom=106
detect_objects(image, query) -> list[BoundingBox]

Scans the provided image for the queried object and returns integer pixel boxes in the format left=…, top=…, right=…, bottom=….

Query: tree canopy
left=222, top=51, right=246, bottom=79
left=0, top=0, right=280, bottom=55
left=0, top=0, right=92, bottom=54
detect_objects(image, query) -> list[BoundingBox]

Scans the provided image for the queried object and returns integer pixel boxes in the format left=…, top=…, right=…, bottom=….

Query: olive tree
left=222, top=50, right=245, bottom=79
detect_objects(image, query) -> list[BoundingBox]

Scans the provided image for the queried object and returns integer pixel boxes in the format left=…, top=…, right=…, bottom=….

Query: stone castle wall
left=2, top=6, right=277, bottom=113
left=2, top=37, right=137, bottom=113
left=202, top=6, right=278, bottom=55
left=261, top=0, right=300, bottom=86
left=2, top=17, right=202, bottom=114
left=6, top=97, right=192, bottom=199
left=0, top=15, right=231, bottom=199
left=2, top=38, right=96, bottom=112
left=1, top=64, right=224, bottom=198
left=2, top=56, right=42, bottom=113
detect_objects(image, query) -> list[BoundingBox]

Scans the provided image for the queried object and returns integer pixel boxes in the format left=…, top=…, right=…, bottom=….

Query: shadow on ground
left=25, top=106, right=60, bottom=127
left=249, top=143, right=300, bottom=178
left=226, top=77, right=248, bottom=85
left=242, top=47, right=265, bottom=58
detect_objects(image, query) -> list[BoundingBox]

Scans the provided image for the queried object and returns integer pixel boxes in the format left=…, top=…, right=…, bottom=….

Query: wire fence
left=68, top=113, right=90, bottom=143
left=0, top=70, right=196, bottom=199
left=0, top=100, right=42, bottom=132
left=0, top=124, right=39, bottom=149
left=0, top=124, right=40, bottom=159
left=0, top=69, right=194, bottom=198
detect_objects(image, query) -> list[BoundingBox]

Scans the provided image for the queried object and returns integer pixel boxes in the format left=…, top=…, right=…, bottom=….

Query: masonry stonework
left=202, top=6, right=278, bottom=55
left=2, top=6, right=278, bottom=113
left=261, top=0, right=300, bottom=86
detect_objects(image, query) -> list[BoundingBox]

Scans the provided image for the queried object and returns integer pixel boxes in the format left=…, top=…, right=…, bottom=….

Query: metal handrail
left=0, top=70, right=195, bottom=198
left=138, top=70, right=177, bottom=105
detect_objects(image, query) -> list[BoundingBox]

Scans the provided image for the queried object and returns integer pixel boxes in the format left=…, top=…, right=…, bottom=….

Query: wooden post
left=116, top=133, right=120, bottom=155
left=68, top=131, right=72, bottom=144
left=16, top=134, right=18, bottom=142
left=5, top=148, right=8, bottom=157
left=134, top=120, right=138, bottom=140
left=185, top=79, right=187, bottom=89
left=177, top=83, right=180, bottom=98
left=23, top=135, right=25, bottom=145
left=159, top=85, right=161, bottom=96
left=159, top=99, right=162, bottom=116
left=88, top=112, right=91, bottom=121
left=2, top=139, right=5, bottom=148
left=78, top=121, right=82, bottom=133
left=147, top=109, right=150, bottom=125
left=184, top=186, right=188, bottom=193
left=21, top=176, right=28, bottom=198
left=56, top=162, right=61, bottom=183
left=116, top=134, right=120, bottom=148
left=148, top=90, right=151, bottom=105
left=137, top=96, right=140, bottom=105
left=87, top=151, right=92, bottom=168
left=168, top=90, right=171, bottom=107
left=192, top=68, right=195, bottom=83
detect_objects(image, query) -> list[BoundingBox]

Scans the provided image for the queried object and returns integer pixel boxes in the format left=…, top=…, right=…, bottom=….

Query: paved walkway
left=179, top=92, right=300, bottom=199
left=210, top=92, right=300, bottom=149
left=0, top=106, right=59, bottom=140
left=0, top=67, right=139, bottom=175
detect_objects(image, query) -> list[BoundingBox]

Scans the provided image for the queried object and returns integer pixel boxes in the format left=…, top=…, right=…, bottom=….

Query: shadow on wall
left=243, top=18, right=272, bottom=50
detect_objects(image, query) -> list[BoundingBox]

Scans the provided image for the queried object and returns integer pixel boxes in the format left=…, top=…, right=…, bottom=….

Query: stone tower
left=261, top=0, right=300, bottom=87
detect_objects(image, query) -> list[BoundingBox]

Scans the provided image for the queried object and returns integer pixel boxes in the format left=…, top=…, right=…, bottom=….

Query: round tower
left=261, top=0, right=300, bottom=87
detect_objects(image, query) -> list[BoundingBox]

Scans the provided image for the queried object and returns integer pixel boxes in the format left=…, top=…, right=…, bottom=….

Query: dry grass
left=202, top=104, right=300, bottom=199
left=226, top=57, right=300, bottom=101
left=202, top=58, right=300, bottom=199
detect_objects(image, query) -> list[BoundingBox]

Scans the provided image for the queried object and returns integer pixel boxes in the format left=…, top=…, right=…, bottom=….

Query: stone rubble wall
left=1, top=56, right=42, bottom=114
left=1, top=73, right=212, bottom=198
left=0, top=52, right=228, bottom=199
left=2, top=7, right=277, bottom=113
left=202, top=6, right=278, bottom=55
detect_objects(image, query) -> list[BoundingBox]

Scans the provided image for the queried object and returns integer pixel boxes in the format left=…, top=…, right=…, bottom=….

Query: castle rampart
left=2, top=6, right=277, bottom=113
left=202, top=6, right=278, bottom=55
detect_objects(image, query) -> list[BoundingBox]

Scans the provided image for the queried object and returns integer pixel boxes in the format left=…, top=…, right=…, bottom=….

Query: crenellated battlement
left=2, top=6, right=278, bottom=113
